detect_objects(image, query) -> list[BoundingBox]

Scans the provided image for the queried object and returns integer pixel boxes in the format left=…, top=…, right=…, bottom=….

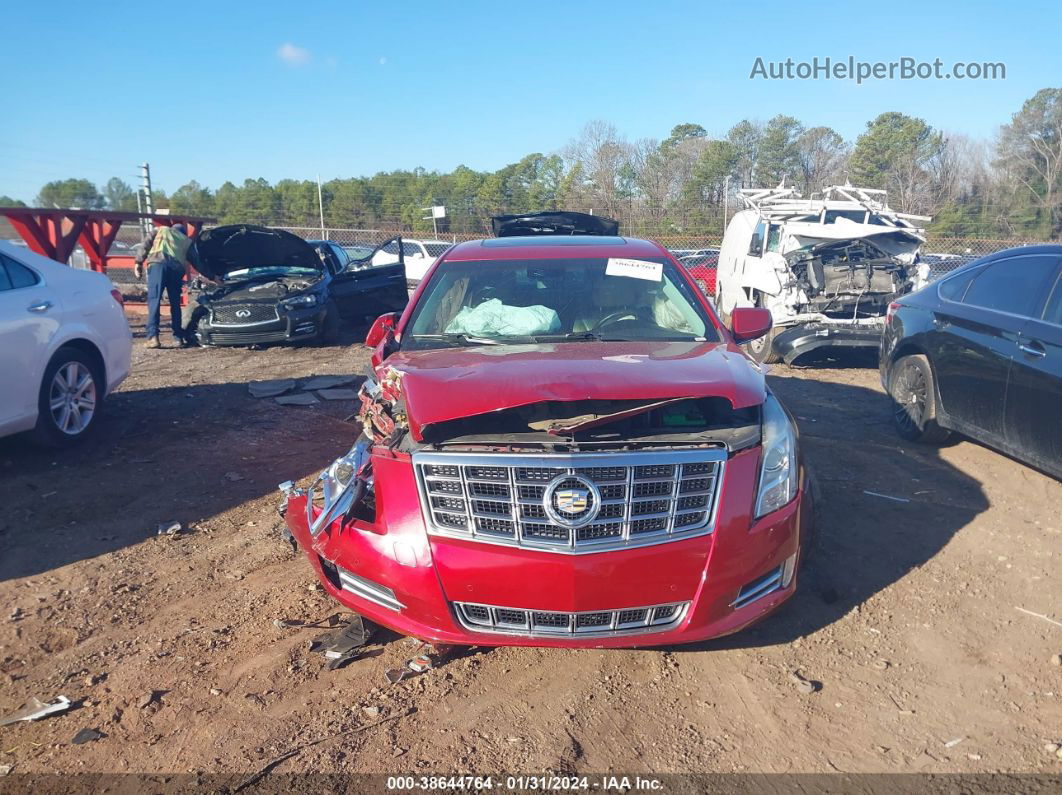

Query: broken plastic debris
left=943, top=737, right=965, bottom=749
left=316, top=388, right=360, bottom=401
left=0, top=695, right=72, bottom=726
left=71, top=728, right=103, bottom=745
left=248, top=379, right=297, bottom=398
left=301, top=375, right=357, bottom=391
left=385, top=668, right=412, bottom=684
left=275, top=393, right=320, bottom=406
left=156, top=521, right=183, bottom=537
left=407, top=654, right=433, bottom=673
left=309, top=615, right=375, bottom=670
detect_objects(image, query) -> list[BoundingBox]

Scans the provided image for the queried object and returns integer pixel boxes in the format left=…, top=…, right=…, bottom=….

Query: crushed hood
left=381, top=340, right=765, bottom=441
left=190, top=224, right=322, bottom=281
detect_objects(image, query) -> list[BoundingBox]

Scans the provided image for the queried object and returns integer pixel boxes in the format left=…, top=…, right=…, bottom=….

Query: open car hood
left=381, top=340, right=765, bottom=441
left=190, top=225, right=322, bottom=280
left=491, top=211, right=619, bottom=237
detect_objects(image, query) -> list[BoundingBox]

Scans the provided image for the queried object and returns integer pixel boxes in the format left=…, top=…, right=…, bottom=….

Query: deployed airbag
left=445, top=299, right=561, bottom=337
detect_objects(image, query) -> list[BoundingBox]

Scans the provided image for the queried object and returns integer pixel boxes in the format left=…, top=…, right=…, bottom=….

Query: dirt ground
left=1, top=314, right=1060, bottom=781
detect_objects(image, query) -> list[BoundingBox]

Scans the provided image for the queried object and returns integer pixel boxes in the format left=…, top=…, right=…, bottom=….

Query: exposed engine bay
left=785, top=239, right=912, bottom=318
left=357, top=371, right=760, bottom=454
left=193, top=274, right=320, bottom=304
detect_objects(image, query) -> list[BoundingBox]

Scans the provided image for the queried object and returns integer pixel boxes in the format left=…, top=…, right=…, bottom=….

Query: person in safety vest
left=135, top=223, right=193, bottom=349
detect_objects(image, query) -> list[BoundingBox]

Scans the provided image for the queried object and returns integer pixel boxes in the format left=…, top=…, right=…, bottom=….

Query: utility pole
left=139, top=162, right=154, bottom=240
left=317, top=175, right=326, bottom=239
left=722, top=175, right=730, bottom=239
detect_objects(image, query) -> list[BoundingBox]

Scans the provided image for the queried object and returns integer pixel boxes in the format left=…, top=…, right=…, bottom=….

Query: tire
left=183, top=307, right=206, bottom=347
left=32, top=347, right=103, bottom=447
left=319, top=301, right=340, bottom=344
left=888, top=354, right=951, bottom=444
left=745, top=325, right=782, bottom=364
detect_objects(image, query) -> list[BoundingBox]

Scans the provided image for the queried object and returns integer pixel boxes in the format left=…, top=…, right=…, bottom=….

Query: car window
left=330, top=244, right=349, bottom=267
left=961, top=254, right=1058, bottom=318
left=748, top=221, right=766, bottom=257
left=1042, top=272, right=1062, bottom=326
left=401, top=242, right=423, bottom=257
left=0, top=259, right=14, bottom=291
left=405, top=257, right=717, bottom=347
left=938, top=265, right=982, bottom=302
left=381, top=241, right=400, bottom=255
left=765, top=224, right=782, bottom=253
left=0, top=254, right=40, bottom=290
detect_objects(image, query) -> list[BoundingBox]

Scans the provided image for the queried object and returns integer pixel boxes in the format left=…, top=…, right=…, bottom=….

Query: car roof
left=444, top=234, right=668, bottom=262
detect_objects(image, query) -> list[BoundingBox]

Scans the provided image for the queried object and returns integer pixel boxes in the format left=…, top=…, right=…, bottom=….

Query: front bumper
left=197, top=304, right=327, bottom=346
left=283, top=446, right=813, bottom=648
left=773, top=322, right=884, bottom=364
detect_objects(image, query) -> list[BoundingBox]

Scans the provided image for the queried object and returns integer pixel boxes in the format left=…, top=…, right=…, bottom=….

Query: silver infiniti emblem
left=235, top=309, right=251, bottom=318
left=543, top=474, right=601, bottom=528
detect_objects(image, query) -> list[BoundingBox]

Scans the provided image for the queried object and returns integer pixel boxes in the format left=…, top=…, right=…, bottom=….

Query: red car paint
left=386, top=340, right=766, bottom=442
left=681, top=254, right=718, bottom=296
left=285, top=235, right=812, bottom=648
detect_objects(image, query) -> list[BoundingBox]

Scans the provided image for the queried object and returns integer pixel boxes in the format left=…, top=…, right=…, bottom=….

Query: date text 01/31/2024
left=386, top=775, right=664, bottom=791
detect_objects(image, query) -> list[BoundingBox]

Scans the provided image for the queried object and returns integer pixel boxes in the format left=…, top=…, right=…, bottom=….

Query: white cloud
left=378, top=56, right=387, bottom=66
left=277, top=43, right=311, bottom=66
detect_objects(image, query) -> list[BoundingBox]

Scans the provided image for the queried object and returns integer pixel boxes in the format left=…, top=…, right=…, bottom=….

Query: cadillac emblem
left=544, top=474, right=601, bottom=528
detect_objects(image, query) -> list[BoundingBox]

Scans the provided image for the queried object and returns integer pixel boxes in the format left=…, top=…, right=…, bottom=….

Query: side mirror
left=730, top=307, right=773, bottom=343
left=747, top=233, right=763, bottom=257
left=365, top=312, right=399, bottom=348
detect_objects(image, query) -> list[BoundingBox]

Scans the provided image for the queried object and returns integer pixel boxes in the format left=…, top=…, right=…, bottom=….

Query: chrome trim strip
left=414, top=449, right=726, bottom=555
left=731, top=565, right=784, bottom=609
left=336, top=565, right=404, bottom=612
left=453, top=600, right=689, bottom=638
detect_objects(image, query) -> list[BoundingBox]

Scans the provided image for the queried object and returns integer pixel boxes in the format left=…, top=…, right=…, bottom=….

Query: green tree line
left=9, top=87, right=1061, bottom=240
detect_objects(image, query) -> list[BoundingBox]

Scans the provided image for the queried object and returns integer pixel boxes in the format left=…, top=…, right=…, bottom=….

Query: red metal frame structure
left=0, top=208, right=214, bottom=273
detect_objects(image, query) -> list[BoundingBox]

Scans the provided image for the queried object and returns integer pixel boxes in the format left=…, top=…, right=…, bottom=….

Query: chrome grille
left=211, top=304, right=279, bottom=326
left=454, top=600, right=689, bottom=637
left=414, top=449, right=725, bottom=554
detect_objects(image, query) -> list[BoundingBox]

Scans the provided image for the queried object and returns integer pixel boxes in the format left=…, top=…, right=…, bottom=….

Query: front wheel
left=33, top=348, right=103, bottom=447
left=745, top=326, right=782, bottom=364
left=888, top=354, right=951, bottom=444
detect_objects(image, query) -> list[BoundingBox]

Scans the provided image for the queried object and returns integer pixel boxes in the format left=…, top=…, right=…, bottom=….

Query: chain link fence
left=0, top=216, right=1053, bottom=283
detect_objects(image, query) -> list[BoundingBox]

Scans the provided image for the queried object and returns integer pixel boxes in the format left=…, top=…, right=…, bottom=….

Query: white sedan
left=0, top=241, right=132, bottom=446
left=371, top=238, right=452, bottom=285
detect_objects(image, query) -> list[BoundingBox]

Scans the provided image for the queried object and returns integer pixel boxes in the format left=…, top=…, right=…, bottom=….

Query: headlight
left=281, top=293, right=319, bottom=309
left=308, top=437, right=372, bottom=536
left=754, top=395, right=798, bottom=518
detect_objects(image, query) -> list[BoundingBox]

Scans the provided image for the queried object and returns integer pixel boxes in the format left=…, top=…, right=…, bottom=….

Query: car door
left=930, top=253, right=1059, bottom=443
left=1004, top=262, right=1062, bottom=475
left=330, top=239, right=408, bottom=319
left=0, top=252, right=59, bottom=434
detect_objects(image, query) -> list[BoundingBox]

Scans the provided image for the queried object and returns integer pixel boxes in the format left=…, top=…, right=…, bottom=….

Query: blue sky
left=2, top=0, right=1059, bottom=201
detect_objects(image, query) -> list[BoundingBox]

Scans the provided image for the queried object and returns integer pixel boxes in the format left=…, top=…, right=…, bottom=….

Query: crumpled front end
left=280, top=369, right=813, bottom=648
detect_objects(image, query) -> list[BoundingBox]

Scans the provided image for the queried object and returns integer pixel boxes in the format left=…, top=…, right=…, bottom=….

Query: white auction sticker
left=605, top=257, right=663, bottom=281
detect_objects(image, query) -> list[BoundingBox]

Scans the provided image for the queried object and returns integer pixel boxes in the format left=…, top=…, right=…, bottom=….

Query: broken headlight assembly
left=307, top=436, right=373, bottom=537
left=754, top=395, right=798, bottom=518
left=280, top=293, right=320, bottom=309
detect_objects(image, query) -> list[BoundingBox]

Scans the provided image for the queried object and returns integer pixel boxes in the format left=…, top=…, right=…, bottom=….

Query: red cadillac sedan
left=281, top=222, right=814, bottom=648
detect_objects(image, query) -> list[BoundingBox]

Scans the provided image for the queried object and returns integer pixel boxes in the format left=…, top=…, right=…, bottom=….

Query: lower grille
left=415, top=449, right=725, bottom=554
left=211, top=303, right=280, bottom=326
left=453, top=600, right=689, bottom=637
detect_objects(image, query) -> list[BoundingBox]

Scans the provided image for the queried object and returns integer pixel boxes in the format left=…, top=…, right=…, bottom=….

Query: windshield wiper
left=414, top=334, right=507, bottom=346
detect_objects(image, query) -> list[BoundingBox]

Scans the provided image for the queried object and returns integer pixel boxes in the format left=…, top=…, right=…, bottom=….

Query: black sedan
left=880, top=245, right=1061, bottom=479
left=186, top=226, right=408, bottom=347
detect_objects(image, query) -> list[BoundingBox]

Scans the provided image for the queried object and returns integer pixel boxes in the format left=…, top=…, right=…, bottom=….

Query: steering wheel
left=592, top=310, right=640, bottom=331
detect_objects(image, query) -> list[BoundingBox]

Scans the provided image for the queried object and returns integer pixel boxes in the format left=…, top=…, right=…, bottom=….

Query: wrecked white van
left=715, top=185, right=930, bottom=363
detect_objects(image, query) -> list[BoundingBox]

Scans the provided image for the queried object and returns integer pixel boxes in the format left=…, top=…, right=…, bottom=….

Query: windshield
left=344, top=244, right=375, bottom=259
left=424, top=243, right=451, bottom=257
left=404, top=256, right=718, bottom=349
left=224, top=265, right=319, bottom=280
